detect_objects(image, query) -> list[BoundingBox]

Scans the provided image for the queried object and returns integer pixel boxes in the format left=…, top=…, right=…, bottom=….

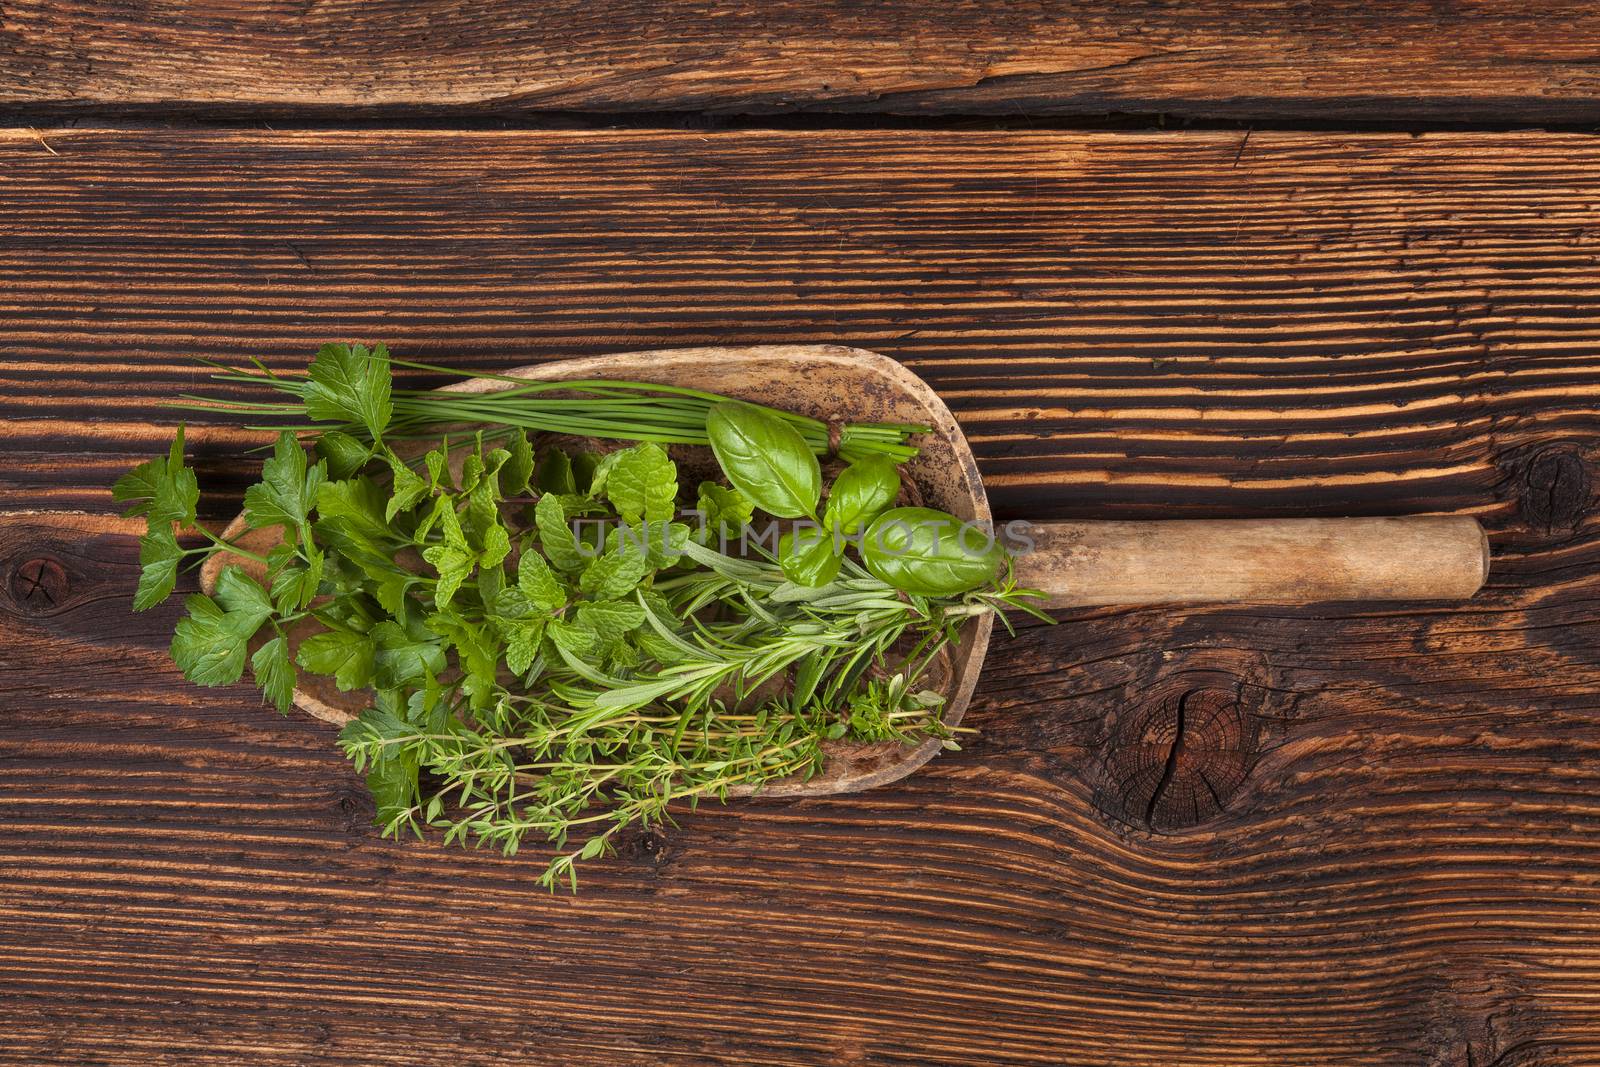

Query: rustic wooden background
left=5, top=6, right=1600, bottom=1066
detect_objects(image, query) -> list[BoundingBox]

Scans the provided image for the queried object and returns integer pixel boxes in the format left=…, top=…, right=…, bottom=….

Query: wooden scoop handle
left=1011, top=516, right=1488, bottom=607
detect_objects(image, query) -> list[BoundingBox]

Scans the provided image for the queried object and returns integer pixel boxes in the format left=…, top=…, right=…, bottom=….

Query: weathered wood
left=4, top=128, right=1600, bottom=1064
left=5, top=2, right=1600, bottom=122
left=1017, top=516, right=1489, bottom=606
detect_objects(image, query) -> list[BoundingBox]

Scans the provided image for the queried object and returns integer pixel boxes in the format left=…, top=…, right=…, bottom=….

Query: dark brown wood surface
left=3, top=128, right=1600, bottom=1064
left=7, top=1, right=1600, bottom=122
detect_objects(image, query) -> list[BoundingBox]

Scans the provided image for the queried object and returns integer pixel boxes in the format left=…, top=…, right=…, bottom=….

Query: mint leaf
left=304, top=342, right=393, bottom=439
left=498, top=431, right=534, bottom=497
left=297, top=628, right=376, bottom=691
left=535, top=493, right=585, bottom=573
left=697, top=481, right=753, bottom=541
left=517, top=551, right=565, bottom=613
left=535, top=447, right=575, bottom=495
left=604, top=442, right=677, bottom=524
left=547, top=617, right=597, bottom=657
left=245, top=431, right=326, bottom=533
left=580, top=542, right=648, bottom=600
left=503, top=619, right=546, bottom=675
left=576, top=599, right=646, bottom=643
left=421, top=542, right=474, bottom=608
left=251, top=634, right=296, bottom=713
left=479, top=521, right=511, bottom=571
left=134, top=525, right=182, bottom=611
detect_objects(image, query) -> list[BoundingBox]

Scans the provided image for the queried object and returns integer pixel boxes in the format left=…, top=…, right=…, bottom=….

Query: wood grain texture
left=6, top=1, right=1600, bottom=122
left=3, top=128, right=1600, bottom=1064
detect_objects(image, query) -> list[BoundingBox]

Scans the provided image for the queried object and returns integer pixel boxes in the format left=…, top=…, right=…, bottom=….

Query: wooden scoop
left=203, top=344, right=1488, bottom=795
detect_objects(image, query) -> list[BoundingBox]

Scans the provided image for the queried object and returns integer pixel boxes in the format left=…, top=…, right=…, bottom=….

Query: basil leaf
left=860, top=507, right=1002, bottom=597
left=706, top=401, right=820, bottom=519
left=779, top=527, right=843, bottom=587
left=824, top=457, right=900, bottom=535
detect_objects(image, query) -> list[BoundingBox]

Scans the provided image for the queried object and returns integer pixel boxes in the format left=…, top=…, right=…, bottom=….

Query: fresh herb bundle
left=119, top=344, right=1044, bottom=889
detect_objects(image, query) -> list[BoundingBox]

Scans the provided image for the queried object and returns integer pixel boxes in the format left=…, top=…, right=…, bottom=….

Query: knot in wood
left=1098, top=668, right=1262, bottom=833
left=1518, top=446, right=1590, bottom=533
left=8, top=557, right=68, bottom=614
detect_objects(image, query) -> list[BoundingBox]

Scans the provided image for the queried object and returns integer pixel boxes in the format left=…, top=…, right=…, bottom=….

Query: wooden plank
left=2, top=127, right=1600, bottom=1063
left=5, top=2, right=1600, bottom=122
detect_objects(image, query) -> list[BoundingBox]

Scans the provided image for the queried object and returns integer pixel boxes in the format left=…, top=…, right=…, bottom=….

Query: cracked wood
left=6, top=1, right=1600, bottom=122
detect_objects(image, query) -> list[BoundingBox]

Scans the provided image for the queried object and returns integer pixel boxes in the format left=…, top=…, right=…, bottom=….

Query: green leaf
left=133, top=524, right=183, bottom=611
left=696, top=481, right=753, bottom=542
left=171, top=594, right=252, bottom=686
left=119, top=426, right=200, bottom=525
left=296, top=628, right=376, bottom=691
left=824, top=457, right=900, bottom=536
left=570, top=451, right=602, bottom=494
left=315, top=476, right=392, bottom=550
left=502, top=618, right=546, bottom=675
left=113, top=457, right=165, bottom=518
left=779, top=526, right=843, bottom=587
left=535, top=493, right=585, bottom=573
left=547, top=617, right=597, bottom=657
left=170, top=570, right=273, bottom=688
left=604, top=442, right=678, bottom=524
left=517, top=550, right=566, bottom=613
left=501, top=431, right=535, bottom=497
left=250, top=634, right=296, bottom=713
left=479, top=521, right=511, bottom=570
left=424, top=444, right=451, bottom=491
left=269, top=543, right=325, bottom=611
left=421, top=542, right=474, bottom=609
left=575, top=600, right=646, bottom=643
left=314, top=430, right=372, bottom=480
left=385, top=453, right=431, bottom=522
left=245, top=431, right=326, bottom=533
left=369, top=619, right=447, bottom=689
left=580, top=542, right=648, bottom=600
left=303, top=342, right=393, bottom=439
left=706, top=401, right=820, bottom=519
left=534, top=446, right=574, bottom=495
left=214, top=566, right=274, bottom=621
left=860, top=507, right=1002, bottom=597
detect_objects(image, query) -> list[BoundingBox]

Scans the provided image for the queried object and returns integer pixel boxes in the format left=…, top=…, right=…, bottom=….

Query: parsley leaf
left=304, top=342, right=393, bottom=439
left=296, top=628, right=376, bottom=691
left=245, top=431, right=326, bottom=533
left=169, top=568, right=273, bottom=687
left=134, top=524, right=183, bottom=611
left=369, top=618, right=447, bottom=689
left=250, top=634, right=296, bottom=713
